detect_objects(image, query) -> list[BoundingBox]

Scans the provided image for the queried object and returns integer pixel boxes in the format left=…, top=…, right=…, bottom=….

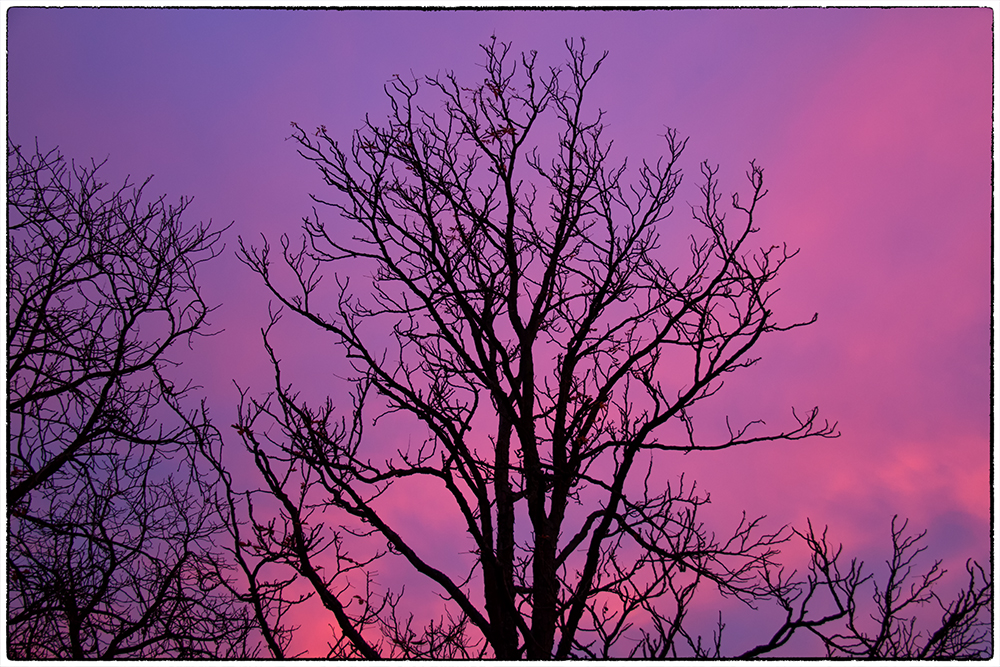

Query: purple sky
left=7, top=7, right=992, bottom=655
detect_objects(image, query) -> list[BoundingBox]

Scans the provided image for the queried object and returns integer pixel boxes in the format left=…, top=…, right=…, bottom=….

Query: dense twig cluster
left=6, top=141, right=257, bottom=658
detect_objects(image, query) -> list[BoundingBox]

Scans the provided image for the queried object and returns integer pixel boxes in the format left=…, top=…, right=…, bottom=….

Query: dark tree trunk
left=484, top=415, right=519, bottom=658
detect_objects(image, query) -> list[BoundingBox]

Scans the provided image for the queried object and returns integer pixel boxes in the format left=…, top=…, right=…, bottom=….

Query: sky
left=6, top=7, right=993, bottom=657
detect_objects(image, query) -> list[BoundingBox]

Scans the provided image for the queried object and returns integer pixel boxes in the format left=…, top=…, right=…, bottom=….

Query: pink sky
left=7, top=7, right=991, bottom=656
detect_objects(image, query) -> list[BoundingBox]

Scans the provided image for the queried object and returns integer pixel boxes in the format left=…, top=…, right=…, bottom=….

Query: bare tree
left=736, top=518, right=991, bottom=659
left=6, top=141, right=259, bottom=658
left=230, top=38, right=990, bottom=658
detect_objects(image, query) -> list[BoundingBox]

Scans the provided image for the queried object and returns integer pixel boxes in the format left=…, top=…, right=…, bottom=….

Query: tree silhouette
left=229, top=38, right=990, bottom=658
left=6, top=141, right=258, bottom=658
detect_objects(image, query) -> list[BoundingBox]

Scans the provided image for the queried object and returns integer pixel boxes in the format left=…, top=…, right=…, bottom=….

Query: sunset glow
left=7, top=7, right=991, bottom=658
